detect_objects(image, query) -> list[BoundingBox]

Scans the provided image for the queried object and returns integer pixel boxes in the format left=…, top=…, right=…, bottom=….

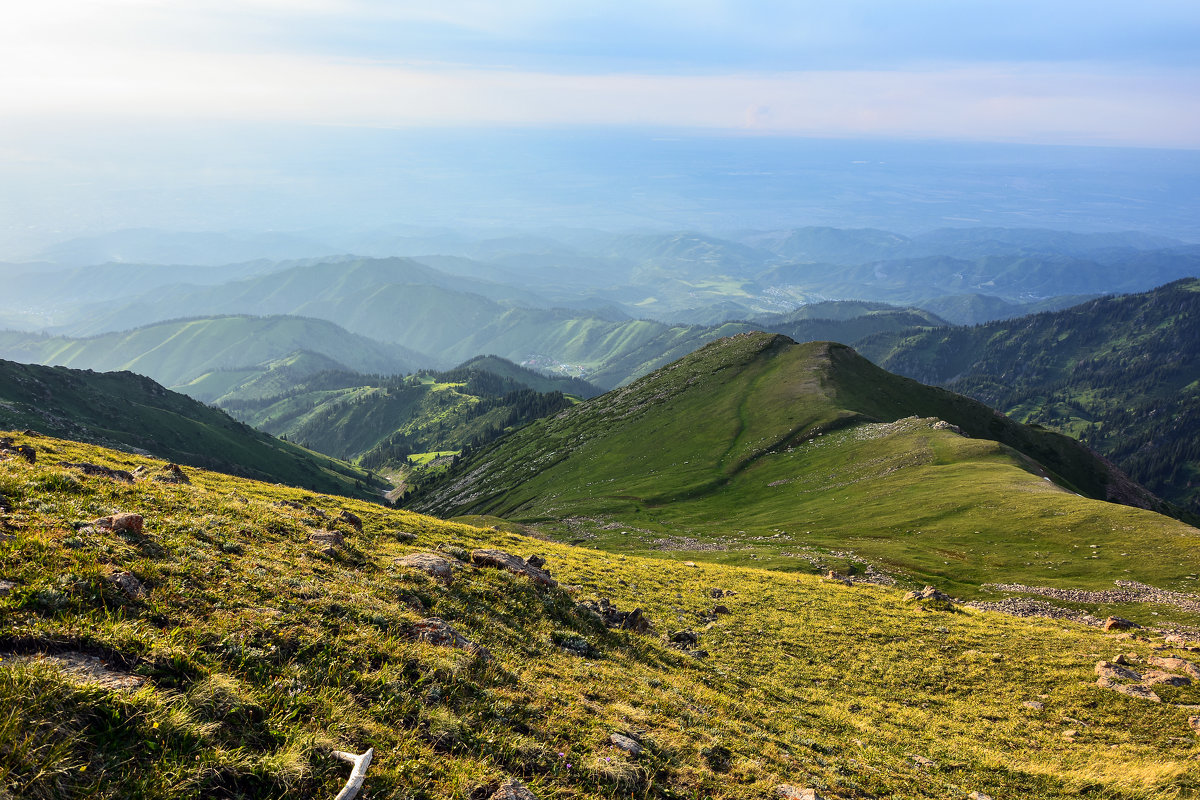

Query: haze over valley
left=4, top=3, right=1200, bottom=799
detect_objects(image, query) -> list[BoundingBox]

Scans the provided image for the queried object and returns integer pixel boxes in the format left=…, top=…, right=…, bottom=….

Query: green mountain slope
left=0, top=361, right=384, bottom=499
left=220, top=361, right=576, bottom=475
left=6, top=433, right=1200, bottom=799
left=411, top=333, right=1196, bottom=610
left=0, top=315, right=423, bottom=392
left=858, top=278, right=1200, bottom=513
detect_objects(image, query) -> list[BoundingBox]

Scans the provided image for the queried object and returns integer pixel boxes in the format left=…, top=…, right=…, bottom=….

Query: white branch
left=332, top=748, right=373, bottom=800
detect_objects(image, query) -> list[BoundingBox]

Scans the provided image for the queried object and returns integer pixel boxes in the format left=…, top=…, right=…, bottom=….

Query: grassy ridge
left=4, top=433, right=1200, bottom=798
left=0, top=360, right=384, bottom=500
left=858, top=278, right=1200, bottom=512
left=411, top=334, right=1198, bottom=618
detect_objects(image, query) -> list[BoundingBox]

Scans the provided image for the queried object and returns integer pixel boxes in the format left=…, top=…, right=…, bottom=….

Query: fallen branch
left=332, top=748, right=373, bottom=800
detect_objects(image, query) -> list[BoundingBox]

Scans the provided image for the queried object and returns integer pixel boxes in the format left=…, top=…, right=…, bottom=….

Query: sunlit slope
left=412, top=334, right=1197, bottom=603
left=5, top=433, right=1200, bottom=799
left=0, top=361, right=384, bottom=499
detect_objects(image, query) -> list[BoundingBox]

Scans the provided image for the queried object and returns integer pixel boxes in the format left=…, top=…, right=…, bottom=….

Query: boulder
left=397, top=553, right=455, bottom=584
left=579, top=598, right=652, bottom=634
left=488, top=779, right=537, bottom=800
left=1142, top=670, right=1190, bottom=687
left=111, top=570, right=146, bottom=598
left=93, top=513, right=144, bottom=535
left=904, top=585, right=952, bottom=602
left=1113, top=653, right=1139, bottom=666
left=1020, top=700, right=1045, bottom=711
left=609, top=733, right=643, bottom=756
left=1103, top=616, right=1140, bottom=632
left=1149, top=655, right=1200, bottom=679
left=1188, top=716, right=1200, bottom=734
left=471, top=549, right=557, bottom=588
left=338, top=509, right=363, bottom=532
left=712, top=604, right=730, bottom=615
left=774, top=786, right=822, bottom=800
left=412, top=618, right=490, bottom=660
left=59, top=462, right=134, bottom=483
left=1095, top=661, right=1141, bottom=681
left=1111, top=683, right=1161, bottom=702
left=525, top=554, right=547, bottom=570
left=15, top=445, right=36, bottom=464
left=153, top=463, right=190, bottom=484
left=669, top=630, right=700, bottom=650
left=309, top=529, right=344, bottom=546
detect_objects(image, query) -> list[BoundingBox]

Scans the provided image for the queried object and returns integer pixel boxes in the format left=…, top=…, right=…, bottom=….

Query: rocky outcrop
left=579, top=598, right=652, bottom=634
left=59, top=462, right=134, bottom=483
left=904, top=585, right=952, bottom=603
left=397, top=553, right=454, bottom=584
left=488, top=779, right=538, bottom=800
left=93, top=513, right=144, bottom=535
left=412, top=618, right=490, bottom=661
left=471, top=549, right=557, bottom=588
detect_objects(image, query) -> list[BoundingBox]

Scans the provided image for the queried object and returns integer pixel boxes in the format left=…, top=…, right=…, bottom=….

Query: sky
left=2, top=1, right=1199, bottom=252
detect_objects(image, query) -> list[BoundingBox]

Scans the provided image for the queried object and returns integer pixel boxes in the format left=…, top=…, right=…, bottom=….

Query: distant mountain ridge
left=858, top=277, right=1200, bottom=512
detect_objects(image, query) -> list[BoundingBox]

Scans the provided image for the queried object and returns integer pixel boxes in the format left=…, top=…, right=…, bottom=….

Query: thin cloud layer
left=4, top=0, right=1199, bottom=146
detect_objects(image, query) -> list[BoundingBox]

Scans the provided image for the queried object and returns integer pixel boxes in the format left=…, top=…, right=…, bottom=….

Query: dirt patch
left=2, top=650, right=146, bottom=691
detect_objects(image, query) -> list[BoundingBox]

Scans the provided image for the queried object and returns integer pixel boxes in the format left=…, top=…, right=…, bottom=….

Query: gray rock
left=1142, top=669, right=1190, bottom=687
left=774, top=786, right=822, bottom=800
left=472, top=549, right=557, bottom=588
left=1111, top=683, right=1161, bottom=702
left=111, top=571, right=145, bottom=598
left=411, top=618, right=490, bottom=660
left=1021, top=700, right=1044, bottom=711
left=0, top=579, right=16, bottom=597
left=1095, top=660, right=1141, bottom=681
left=309, top=529, right=344, bottom=547
left=488, top=778, right=537, bottom=800
left=609, top=733, right=643, bottom=756
left=397, top=553, right=454, bottom=583
left=904, top=585, right=952, bottom=602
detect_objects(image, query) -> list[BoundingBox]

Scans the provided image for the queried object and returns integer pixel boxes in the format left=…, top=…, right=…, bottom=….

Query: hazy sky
left=5, top=0, right=1198, bottom=145
left=2, top=1, right=1199, bottom=253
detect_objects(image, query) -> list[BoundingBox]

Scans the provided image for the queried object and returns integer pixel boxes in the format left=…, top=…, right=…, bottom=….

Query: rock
left=1103, top=616, right=1140, bottom=632
left=92, top=513, right=144, bottom=535
left=669, top=630, right=699, bottom=650
left=110, top=571, right=146, bottom=598
left=556, top=635, right=597, bottom=658
left=968, top=793, right=994, bottom=800
left=1188, top=716, right=1200, bottom=734
left=1095, top=661, right=1141, bottom=681
left=683, top=561, right=697, bottom=567
left=774, top=785, right=822, bottom=800
left=58, top=461, right=134, bottom=482
left=1113, top=653, right=1139, bottom=666
left=338, top=510, right=363, bottom=532
left=579, top=598, right=652, bottom=634
left=1149, top=655, right=1200, bottom=679
left=15, top=445, right=35, bottom=464
left=712, top=604, right=730, bottom=615
left=1062, top=729, right=1079, bottom=741
left=0, top=579, right=16, bottom=596
left=1110, top=683, right=1161, bottom=702
left=412, top=618, right=490, bottom=660
left=471, top=549, right=557, bottom=588
left=1021, top=700, right=1045, bottom=711
left=397, top=553, right=454, bottom=583
left=152, top=463, right=190, bottom=484
left=392, top=530, right=418, bottom=543
left=1142, top=669, right=1190, bottom=687
left=309, top=529, right=344, bottom=548
left=488, top=779, right=537, bottom=800
left=525, top=554, right=546, bottom=570
left=904, top=585, right=952, bottom=602
left=0, top=493, right=11, bottom=513
left=609, top=733, right=643, bottom=756
left=908, top=754, right=937, bottom=768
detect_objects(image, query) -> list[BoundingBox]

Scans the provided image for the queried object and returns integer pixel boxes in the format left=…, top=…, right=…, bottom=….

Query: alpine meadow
left=3, top=3, right=1200, bottom=800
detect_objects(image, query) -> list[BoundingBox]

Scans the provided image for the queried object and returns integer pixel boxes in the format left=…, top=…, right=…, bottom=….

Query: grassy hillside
left=0, top=361, right=384, bottom=501
left=0, top=315, right=423, bottom=392
left=5, top=433, right=1200, bottom=799
left=411, top=333, right=1198, bottom=614
left=858, top=278, right=1200, bottom=512
left=220, top=364, right=575, bottom=475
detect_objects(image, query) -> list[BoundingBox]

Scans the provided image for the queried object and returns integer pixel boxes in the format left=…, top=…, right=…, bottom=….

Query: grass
left=4, top=432, right=1200, bottom=798
left=411, top=333, right=1200, bottom=628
